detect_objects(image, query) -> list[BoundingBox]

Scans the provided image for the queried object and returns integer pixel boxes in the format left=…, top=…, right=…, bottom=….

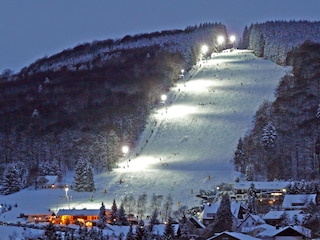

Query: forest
left=0, top=23, right=227, bottom=194
left=235, top=21, right=320, bottom=181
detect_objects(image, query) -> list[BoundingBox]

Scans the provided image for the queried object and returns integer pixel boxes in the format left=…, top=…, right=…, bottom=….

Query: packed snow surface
left=0, top=50, right=291, bottom=237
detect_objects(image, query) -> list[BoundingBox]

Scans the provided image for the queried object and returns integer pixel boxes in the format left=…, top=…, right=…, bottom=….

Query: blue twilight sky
left=1, top=0, right=319, bottom=73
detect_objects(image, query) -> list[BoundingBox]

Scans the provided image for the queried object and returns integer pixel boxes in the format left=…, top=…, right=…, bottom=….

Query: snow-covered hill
left=0, top=50, right=291, bottom=236
left=101, top=50, right=291, bottom=207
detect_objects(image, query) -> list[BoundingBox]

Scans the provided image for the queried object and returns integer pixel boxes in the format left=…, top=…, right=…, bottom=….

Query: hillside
left=0, top=50, right=290, bottom=225
left=235, top=41, right=320, bottom=181
left=239, top=20, right=320, bottom=64
left=0, top=23, right=228, bottom=190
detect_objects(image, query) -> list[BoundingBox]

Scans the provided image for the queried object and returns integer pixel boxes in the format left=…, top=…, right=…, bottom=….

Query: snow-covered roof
left=238, top=213, right=265, bottom=228
left=282, top=194, right=316, bottom=209
left=257, top=225, right=311, bottom=238
left=202, top=201, right=243, bottom=220
left=234, top=181, right=289, bottom=190
left=207, top=231, right=261, bottom=240
left=57, top=208, right=100, bottom=217
left=263, top=210, right=305, bottom=222
left=190, top=215, right=206, bottom=229
left=37, top=175, right=58, bottom=185
left=241, top=223, right=275, bottom=234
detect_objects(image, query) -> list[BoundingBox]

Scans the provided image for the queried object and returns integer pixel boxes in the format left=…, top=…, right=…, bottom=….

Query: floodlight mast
left=122, top=145, right=129, bottom=156
left=230, top=35, right=236, bottom=49
left=217, top=36, right=224, bottom=52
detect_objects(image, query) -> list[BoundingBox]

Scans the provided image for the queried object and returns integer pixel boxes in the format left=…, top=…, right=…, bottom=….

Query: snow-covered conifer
left=109, top=199, right=119, bottom=225
left=73, top=158, right=95, bottom=192
left=97, top=202, right=107, bottom=229
left=1, top=163, right=26, bottom=195
left=32, top=109, right=40, bottom=118
left=38, top=84, right=43, bottom=93
left=118, top=203, right=129, bottom=226
left=211, top=193, right=233, bottom=233
left=316, top=104, right=320, bottom=118
left=261, top=121, right=277, bottom=149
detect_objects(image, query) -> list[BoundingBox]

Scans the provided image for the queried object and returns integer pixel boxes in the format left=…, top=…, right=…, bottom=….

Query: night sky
left=1, top=0, right=319, bottom=72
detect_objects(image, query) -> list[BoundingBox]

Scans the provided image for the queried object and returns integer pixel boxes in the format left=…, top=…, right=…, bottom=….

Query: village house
left=26, top=213, right=54, bottom=223
left=281, top=194, right=318, bottom=210
left=240, top=223, right=276, bottom=238
left=262, top=210, right=306, bottom=226
left=237, top=213, right=265, bottom=233
left=199, top=201, right=246, bottom=227
left=54, top=208, right=109, bottom=227
left=233, top=181, right=289, bottom=203
left=256, top=225, right=311, bottom=240
left=36, top=175, right=59, bottom=189
left=207, top=231, right=261, bottom=240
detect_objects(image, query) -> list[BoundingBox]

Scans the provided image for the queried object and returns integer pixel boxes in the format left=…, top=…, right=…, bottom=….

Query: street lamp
left=230, top=35, right=236, bottom=49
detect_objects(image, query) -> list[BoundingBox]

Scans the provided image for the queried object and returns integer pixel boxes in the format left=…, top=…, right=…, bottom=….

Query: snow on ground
left=0, top=50, right=291, bottom=237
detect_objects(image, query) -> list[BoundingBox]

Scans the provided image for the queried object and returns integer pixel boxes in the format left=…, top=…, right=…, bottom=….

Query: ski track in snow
left=1, top=50, right=291, bottom=226
left=99, top=50, right=291, bottom=208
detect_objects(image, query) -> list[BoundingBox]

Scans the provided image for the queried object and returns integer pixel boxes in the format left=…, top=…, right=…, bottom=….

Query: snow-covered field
left=0, top=50, right=291, bottom=238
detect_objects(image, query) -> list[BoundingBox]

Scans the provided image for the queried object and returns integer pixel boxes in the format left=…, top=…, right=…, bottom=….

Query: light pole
left=65, top=186, right=70, bottom=209
left=180, top=69, right=184, bottom=79
left=230, top=35, right=236, bottom=49
left=217, top=36, right=224, bottom=52
left=122, top=145, right=129, bottom=156
left=161, top=94, right=167, bottom=104
left=201, top=45, right=208, bottom=61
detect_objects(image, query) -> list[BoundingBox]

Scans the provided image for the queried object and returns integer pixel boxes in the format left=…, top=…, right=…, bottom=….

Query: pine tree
left=234, top=138, right=247, bottom=172
left=247, top=183, right=257, bottom=214
left=1, top=163, right=24, bottom=195
left=135, top=219, right=147, bottom=240
left=118, top=203, right=129, bottom=226
left=97, top=202, right=107, bottom=229
left=212, top=193, right=233, bottom=233
left=73, top=158, right=95, bottom=192
left=163, top=216, right=174, bottom=240
left=44, top=222, right=57, bottom=240
left=110, top=199, right=119, bottom=225
left=126, top=224, right=135, bottom=240
left=261, top=121, right=277, bottom=149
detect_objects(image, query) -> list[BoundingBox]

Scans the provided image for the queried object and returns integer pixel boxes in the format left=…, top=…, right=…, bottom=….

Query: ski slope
left=1, top=50, right=291, bottom=231
left=97, top=49, right=291, bottom=208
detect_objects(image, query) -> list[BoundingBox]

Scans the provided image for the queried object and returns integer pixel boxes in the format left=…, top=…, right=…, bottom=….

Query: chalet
left=200, top=201, right=246, bottom=227
left=37, top=175, right=59, bottom=189
left=282, top=194, right=318, bottom=210
left=256, top=225, right=311, bottom=240
left=234, top=181, right=289, bottom=203
left=26, top=213, right=54, bottom=223
left=55, top=208, right=109, bottom=226
left=262, top=210, right=307, bottom=226
left=207, top=231, right=261, bottom=240
left=237, top=213, right=265, bottom=232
